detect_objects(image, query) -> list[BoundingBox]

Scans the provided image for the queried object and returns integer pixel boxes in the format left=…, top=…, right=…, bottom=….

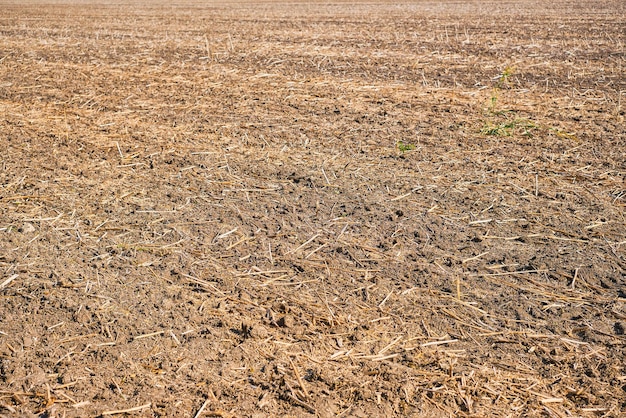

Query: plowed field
left=0, top=1, right=625, bottom=416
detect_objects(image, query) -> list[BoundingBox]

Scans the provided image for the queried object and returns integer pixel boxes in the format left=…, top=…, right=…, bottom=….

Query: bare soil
left=0, top=1, right=625, bottom=417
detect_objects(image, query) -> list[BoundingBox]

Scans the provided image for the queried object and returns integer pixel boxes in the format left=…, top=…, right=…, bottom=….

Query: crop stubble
left=0, top=0, right=625, bottom=416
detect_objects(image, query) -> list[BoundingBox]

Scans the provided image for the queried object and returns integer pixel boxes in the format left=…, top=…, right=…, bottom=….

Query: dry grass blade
left=101, top=403, right=151, bottom=416
left=0, top=274, right=18, bottom=290
left=193, top=399, right=210, bottom=418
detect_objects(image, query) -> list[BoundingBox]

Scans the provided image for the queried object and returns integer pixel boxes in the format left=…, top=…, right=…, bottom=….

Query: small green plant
left=496, top=66, right=514, bottom=89
left=480, top=66, right=540, bottom=138
left=550, top=127, right=580, bottom=142
left=487, top=66, right=515, bottom=115
left=481, top=121, right=510, bottom=136
left=488, top=94, right=498, bottom=114
left=481, top=119, right=537, bottom=137
left=397, top=141, right=415, bottom=153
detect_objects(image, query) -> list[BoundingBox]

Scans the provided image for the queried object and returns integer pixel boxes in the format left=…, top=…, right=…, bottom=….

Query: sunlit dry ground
left=0, top=1, right=625, bottom=416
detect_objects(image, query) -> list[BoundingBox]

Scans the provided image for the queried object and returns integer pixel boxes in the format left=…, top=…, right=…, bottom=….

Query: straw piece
left=468, top=219, right=492, bottom=225
left=57, top=333, right=98, bottom=344
left=236, top=270, right=289, bottom=277
left=216, top=228, right=238, bottom=239
left=377, top=336, right=403, bottom=355
left=462, top=251, right=489, bottom=264
left=421, top=339, right=459, bottom=347
left=390, top=192, right=411, bottom=201
left=0, top=274, right=18, bottom=290
left=193, top=398, right=210, bottom=418
left=133, top=331, right=164, bottom=341
left=102, top=403, right=151, bottom=415
left=284, top=233, right=321, bottom=255
left=539, top=397, right=564, bottom=404
left=289, top=357, right=309, bottom=399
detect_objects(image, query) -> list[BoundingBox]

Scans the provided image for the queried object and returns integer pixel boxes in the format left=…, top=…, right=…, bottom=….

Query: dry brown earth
left=0, top=0, right=625, bottom=416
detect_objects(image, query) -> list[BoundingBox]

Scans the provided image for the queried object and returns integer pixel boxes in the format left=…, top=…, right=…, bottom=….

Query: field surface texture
left=0, top=0, right=625, bottom=417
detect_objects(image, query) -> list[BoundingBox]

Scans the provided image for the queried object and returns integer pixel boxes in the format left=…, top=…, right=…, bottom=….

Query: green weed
left=481, top=66, right=539, bottom=137
left=487, top=66, right=515, bottom=115
left=397, top=141, right=415, bottom=153
left=481, top=119, right=537, bottom=137
left=496, top=66, right=514, bottom=89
